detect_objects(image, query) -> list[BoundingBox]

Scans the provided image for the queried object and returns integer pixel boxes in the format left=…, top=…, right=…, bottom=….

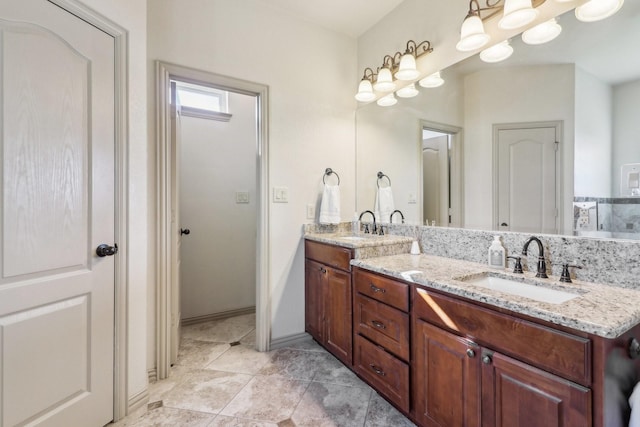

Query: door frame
left=492, top=121, right=563, bottom=233
left=155, top=62, right=270, bottom=380
left=420, top=120, right=464, bottom=228
left=47, top=0, right=129, bottom=421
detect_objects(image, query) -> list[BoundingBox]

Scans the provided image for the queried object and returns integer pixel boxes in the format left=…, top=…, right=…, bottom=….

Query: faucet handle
left=559, top=264, right=583, bottom=283
left=507, top=256, right=523, bottom=274
left=363, top=223, right=370, bottom=234
left=378, top=225, right=385, bottom=235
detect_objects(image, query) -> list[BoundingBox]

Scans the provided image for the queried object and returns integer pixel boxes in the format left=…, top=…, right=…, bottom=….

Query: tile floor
left=110, top=313, right=416, bottom=427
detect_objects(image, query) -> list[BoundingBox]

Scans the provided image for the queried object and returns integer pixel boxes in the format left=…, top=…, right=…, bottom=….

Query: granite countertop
left=351, top=253, right=640, bottom=339
left=304, top=232, right=413, bottom=249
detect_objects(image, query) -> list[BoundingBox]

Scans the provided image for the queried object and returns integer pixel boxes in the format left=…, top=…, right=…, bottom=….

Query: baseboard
left=147, top=368, right=157, bottom=383
left=269, top=332, right=313, bottom=350
left=127, top=387, right=149, bottom=415
left=181, top=306, right=256, bottom=326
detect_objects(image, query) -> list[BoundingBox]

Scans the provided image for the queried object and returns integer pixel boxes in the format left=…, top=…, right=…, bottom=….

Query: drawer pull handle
left=370, top=283, right=386, bottom=293
left=369, top=364, right=386, bottom=376
left=371, top=320, right=386, bottom=329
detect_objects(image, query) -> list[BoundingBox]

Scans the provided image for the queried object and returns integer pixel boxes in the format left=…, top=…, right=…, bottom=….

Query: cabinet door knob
left=371, top=320, right=386, bottom=330
left=370, top=283, right=386, bottom=293
left=466, top=349, right=475, bottom=358
left=369, top=363, right=386, bottom=376
left=482, top=355, right=492, bottom=364
left=319, top=267, right=327, bottom=274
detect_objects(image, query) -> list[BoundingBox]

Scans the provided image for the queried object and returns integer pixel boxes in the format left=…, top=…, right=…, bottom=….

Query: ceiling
left=257, top=0, right=404, bottom=38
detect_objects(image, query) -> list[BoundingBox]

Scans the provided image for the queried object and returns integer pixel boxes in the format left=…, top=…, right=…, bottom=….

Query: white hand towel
left=629, top=381, right=640, bottom=427
left=375, top=186, right=395, bottom=224
left=319, top=184, right=341, bottom=224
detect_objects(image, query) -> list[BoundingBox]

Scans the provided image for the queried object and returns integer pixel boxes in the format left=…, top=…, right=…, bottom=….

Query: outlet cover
left=236, top=191, right=250, bottom=204
left=306, top=204, right=315, bottom=219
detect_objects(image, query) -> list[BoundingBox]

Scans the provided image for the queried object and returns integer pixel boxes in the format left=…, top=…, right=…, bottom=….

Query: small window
left=171, top=80, right=232, bottom=121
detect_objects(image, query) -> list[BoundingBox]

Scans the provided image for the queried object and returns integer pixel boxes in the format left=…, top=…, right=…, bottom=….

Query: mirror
left=355, top=1, right=640, bottom=239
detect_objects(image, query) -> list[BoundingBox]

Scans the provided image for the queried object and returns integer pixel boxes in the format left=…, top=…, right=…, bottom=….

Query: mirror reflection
left=355, top=1, right=640, bottom=240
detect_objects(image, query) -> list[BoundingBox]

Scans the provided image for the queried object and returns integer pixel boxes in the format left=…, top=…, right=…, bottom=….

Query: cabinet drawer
left=353, top=268, right=409, bottom=311
left=354, top=294, right=410, bottom=361
left=413, top=287, right=591, bottom=385
left=354, top=335, right=409, bottom=412
left=305, top=240, right=352, bottom=271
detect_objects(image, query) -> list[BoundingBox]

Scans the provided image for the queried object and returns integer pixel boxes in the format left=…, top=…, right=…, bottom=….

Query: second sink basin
left=456, top=272, right=582, bottom=304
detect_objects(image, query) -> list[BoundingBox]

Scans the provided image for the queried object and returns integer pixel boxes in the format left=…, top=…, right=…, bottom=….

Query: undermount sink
left=456, top=272, right=583, bottom=305
left=337, top=235, right=368, bottom=241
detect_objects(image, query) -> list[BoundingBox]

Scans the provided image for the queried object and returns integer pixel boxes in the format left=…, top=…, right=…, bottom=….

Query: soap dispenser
left=488, top=236, right=506, bottom=269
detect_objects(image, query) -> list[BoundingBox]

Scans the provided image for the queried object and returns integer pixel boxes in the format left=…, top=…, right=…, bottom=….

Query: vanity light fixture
left=522, top=17, right=562, bottom=44
left=377, top=93, right=398, bottom=107
left=396, top=83, right=420, bottom=98
left=355, top=39, right=434, bottom=103
left=574, top=0, right=624, bottom=22
left=480, top=39, right=514, bottom=62
left=354, top=68, right=376, bottom=102
left=419, top=71, right=445, bottom=88
left=456, top=1, right=492, bottom=52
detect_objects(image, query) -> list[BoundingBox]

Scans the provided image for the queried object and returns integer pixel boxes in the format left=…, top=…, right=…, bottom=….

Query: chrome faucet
left=522, top=236, right=548, bottom=278
left=390, top=209, right=405, bottom=224
left=359, top=210, right=377, bottom=234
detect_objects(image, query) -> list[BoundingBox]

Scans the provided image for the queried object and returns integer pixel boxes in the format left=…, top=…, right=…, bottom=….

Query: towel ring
left=323, top=168, right=340, bottom=185
left=377, top=171, right=391, bottom=188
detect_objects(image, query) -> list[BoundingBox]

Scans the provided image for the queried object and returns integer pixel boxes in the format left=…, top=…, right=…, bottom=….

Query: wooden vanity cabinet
left=304, top=240, right=353, bottom=366
left=352, top=268, right=410, bottom=412
left=413, top=286, right=592, bottom=427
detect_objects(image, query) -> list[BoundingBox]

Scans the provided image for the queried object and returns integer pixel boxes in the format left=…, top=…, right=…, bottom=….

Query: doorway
left=173, top=80, right=258, bottom=323
left=156, top=62, right=270, bottom=380
left=420, top=121, right=464, bottom=228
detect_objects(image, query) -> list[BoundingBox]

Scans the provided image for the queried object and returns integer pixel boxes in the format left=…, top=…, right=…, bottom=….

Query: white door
left=496, top=126, right=558, bottom=234
left=423, top=135, right=449, bottom=226
left=0, top=1, right=115, bottom=426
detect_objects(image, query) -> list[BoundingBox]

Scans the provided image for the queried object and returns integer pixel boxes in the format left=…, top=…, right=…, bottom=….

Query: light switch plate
left=273, top=186, right=289, bottom=203
left=408, top=191, right=417, bottom=204
left=306, top=204, right=315, bottom=219
left=236, top=191, right=250, bottom=204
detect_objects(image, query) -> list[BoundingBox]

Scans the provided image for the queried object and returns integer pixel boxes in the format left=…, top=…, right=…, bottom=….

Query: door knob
left=96, top=243, right=118, bottom=257
left=180, top=228, right=191, bottom=235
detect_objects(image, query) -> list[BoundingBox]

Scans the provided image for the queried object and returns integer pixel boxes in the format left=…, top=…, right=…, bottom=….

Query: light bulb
left=479, top=40, right=514, bottom=63
left=575, top=0, right=624, bottom=22
left=373, top=67, right=396, bottom=92
left=396, top=83, right=419, bottom=98
left=457, top=14, right=490, bottom=52
left=522, top=18, right=562, bottom=45
left=499, top=0, right=538, bottom=30
left=354, top=79, right=375, bottom=102
left=377, top=93, right=397, bottom=107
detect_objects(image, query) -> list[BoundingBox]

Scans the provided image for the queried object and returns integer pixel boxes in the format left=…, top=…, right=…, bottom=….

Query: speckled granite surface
left=304, top=232, right=413, bottom=259
left=351, top=253, right=640, bottom=339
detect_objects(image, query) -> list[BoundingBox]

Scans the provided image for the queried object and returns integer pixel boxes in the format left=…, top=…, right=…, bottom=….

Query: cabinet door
left=325, top=267, right=352, bottom=366
left=482, top=351, right=592, bottom=427
left=305, top=259, right=325, bottom=343
left=413, top=319, right=481, bottom=427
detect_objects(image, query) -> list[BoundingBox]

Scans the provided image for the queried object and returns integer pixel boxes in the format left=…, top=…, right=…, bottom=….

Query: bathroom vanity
left=304, top=231, right=640, bottom=427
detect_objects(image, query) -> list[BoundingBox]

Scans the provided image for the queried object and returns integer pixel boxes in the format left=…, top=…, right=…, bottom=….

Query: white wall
left=574, top=68, right=612, bottom=198
left=74, top=0, right=148, bottom=407
left=179, top=93, right=257, bottom=319
left=463, top=64, right=575, bottom=232
left=147, top=0, right=357, bottom=365
left=613, top=78, right=640, bottom=196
